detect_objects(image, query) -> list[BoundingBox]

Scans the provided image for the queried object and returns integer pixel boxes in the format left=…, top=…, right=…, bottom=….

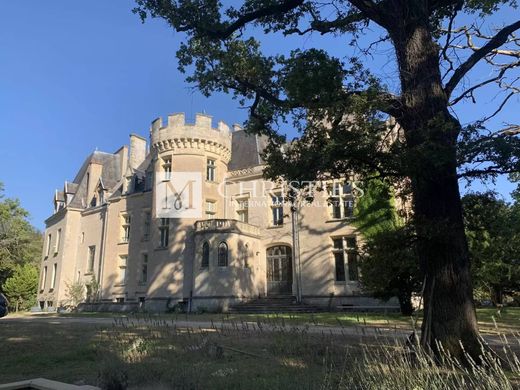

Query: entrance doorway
left=266, top=245, right=293, bottom=295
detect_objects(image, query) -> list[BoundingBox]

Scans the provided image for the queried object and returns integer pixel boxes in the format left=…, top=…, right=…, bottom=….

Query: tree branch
left=183, top=0, right=305, bottom=39
left=285, top=11, right=367, bottom=35
left=347, top=0, right=388, bottom=28
left=449, top=63, right=517, bottom=105
left=445, top=19, right=520, bottom=97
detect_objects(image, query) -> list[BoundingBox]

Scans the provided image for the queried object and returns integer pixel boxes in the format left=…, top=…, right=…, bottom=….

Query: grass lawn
left=1, top=309, right=519, bottom=389
left=0, top=317, right=366, bottom=389
left=20, top=306, right=519, bottom=332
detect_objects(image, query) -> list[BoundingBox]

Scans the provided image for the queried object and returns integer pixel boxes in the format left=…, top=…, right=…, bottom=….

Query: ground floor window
left=140, top=254, right=148, bottom=284
left=218, top=241, right=228, bottom=266
left=332, top=237, right=359, bottom=282
left=201, top=242, right=210, bottom=268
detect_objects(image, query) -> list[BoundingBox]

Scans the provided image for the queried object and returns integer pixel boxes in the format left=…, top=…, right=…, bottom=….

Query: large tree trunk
left=389, top=15, right=481, bottom=360
left=397, top=290, right=414, bottom=316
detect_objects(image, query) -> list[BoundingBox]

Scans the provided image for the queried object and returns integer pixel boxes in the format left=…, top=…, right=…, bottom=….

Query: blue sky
left=0, top=1, right=517, bottom=230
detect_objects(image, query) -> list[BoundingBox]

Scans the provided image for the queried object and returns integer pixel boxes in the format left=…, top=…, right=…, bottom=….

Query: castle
left=37, top=112, right=380, bottom=312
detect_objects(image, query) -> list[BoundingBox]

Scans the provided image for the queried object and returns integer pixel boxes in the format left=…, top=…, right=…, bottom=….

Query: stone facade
left=37, top=112, right=382, bottom=312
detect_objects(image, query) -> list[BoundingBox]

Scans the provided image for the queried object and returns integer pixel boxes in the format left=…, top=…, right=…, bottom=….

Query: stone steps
left=229, top=296, right=325, bottom=314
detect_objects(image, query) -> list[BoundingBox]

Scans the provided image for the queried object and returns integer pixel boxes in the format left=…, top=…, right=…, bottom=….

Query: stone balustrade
left=194, top=219, right=261, bottom=238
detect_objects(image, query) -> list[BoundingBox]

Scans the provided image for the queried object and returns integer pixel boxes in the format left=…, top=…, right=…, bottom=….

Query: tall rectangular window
left=271, top=194, right=284, bottom=226
left=143, top=211, right=151, bottom=241
left=87, top=246, right=96, bottom=273
left=41, top=266, right=47, bottom=290
left=162, top=156, right=172, bottom=180
left=140, top=254, right=148, bottom=284
left=347, top=252, right=359, bottom=281
left=206, top=159, right=216, bottom=181
left=54, top=229, right=61, bottom=254
left=50, top=263, right=57, bottom=290
left=236, top=198, right=249, bottom=223
left=121, top=214, right=131, bottom=243
left=332, top=237, right=359, bottom=282
left=45, top=234, right=52, bottom=257
left=119, top=255, right=127, bottom=285
left=328, top=182, right=355, bottom=219
left=159, top=218, right=169, bottom=248
left=332, top=238, right=346, bottom=281
left=205, top=200, right=216, bottom=219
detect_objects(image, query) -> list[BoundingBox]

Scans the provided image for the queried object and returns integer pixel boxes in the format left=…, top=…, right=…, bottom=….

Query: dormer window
left=125, top=177, right=133, bottom=194
left=55, top=201, right=64, bottom=212
left=98, top=189, right=105, bottom=204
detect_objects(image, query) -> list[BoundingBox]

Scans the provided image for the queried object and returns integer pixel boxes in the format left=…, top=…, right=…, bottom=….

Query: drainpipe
left=291, top=203, right=303, bottom=303
left=97, top=204, right=109, bottom=300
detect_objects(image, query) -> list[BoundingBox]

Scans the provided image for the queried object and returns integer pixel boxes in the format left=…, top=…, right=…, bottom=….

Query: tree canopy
left=462, top=192, right=520, bottom=304
left=3, top=263, right=38, bottom=312
left=0, top=182, right=42, bottom=293
left=354, top=180, right=421, bottom=315
left=133, top=0, right=520, bottom=359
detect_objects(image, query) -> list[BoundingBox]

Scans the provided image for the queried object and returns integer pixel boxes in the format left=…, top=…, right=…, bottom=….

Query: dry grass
left=1, top=310, right=519, bottom=389
left=13, top=307, right=519, bottom=333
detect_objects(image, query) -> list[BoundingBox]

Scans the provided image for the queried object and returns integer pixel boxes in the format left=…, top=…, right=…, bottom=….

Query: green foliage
left=354, top=179, right=400, bottom=239
left=462, top=192, right=520, bottom=304
left=87, top=275, right=100, bottom=302
left=65, top=280, right=85, bottom=308
left=0, top=182, right=42, bottom=291
left=3, top=263, right=38, bottom=311
left=133, top=0, right=520, bottom=185
left=354, top=180, right=421, bottom=315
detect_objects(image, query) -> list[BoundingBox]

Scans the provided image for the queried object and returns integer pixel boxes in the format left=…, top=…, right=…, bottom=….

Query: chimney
left=129, top=134, right=147, bottom=170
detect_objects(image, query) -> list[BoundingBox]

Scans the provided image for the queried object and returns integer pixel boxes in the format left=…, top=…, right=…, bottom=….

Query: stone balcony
left=194, top=219, right=261, bottom=238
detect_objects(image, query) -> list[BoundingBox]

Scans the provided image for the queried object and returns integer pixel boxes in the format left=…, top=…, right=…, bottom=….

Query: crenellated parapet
left=150, top=113, right=232, bottom=163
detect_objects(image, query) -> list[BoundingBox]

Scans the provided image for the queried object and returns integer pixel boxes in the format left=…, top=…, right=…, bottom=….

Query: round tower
left=150, top=113, right=232, bottom=219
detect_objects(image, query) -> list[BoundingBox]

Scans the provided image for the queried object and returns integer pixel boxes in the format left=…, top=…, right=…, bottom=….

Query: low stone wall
left=75, top=295, right=400, bottom=314
left=303, top=295, right=400, bottom=312
left=77, top=302, right=140, bottom=313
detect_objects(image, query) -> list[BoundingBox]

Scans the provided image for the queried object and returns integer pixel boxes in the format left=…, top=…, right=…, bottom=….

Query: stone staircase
left=228, top=295, right=324, bottom=314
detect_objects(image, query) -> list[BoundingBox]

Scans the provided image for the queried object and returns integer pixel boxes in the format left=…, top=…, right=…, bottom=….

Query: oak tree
left=134, top=0, right=520, bottom=359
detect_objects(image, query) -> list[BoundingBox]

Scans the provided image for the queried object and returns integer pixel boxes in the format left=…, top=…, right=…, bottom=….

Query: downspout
left=97, top=204, right=109, bottom=300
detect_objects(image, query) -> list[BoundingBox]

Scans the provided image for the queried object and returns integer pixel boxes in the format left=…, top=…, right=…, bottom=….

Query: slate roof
left=228, top=130, right=268, bottom=170
left=68, top=151, right=122, bottom=208
left=54, top=129, right=267, bottom=212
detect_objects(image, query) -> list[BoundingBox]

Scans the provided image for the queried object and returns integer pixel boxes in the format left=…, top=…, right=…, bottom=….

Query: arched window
left=217, top=241, right=228, bottom=267
left=201, top=242, right=210, bottom=268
